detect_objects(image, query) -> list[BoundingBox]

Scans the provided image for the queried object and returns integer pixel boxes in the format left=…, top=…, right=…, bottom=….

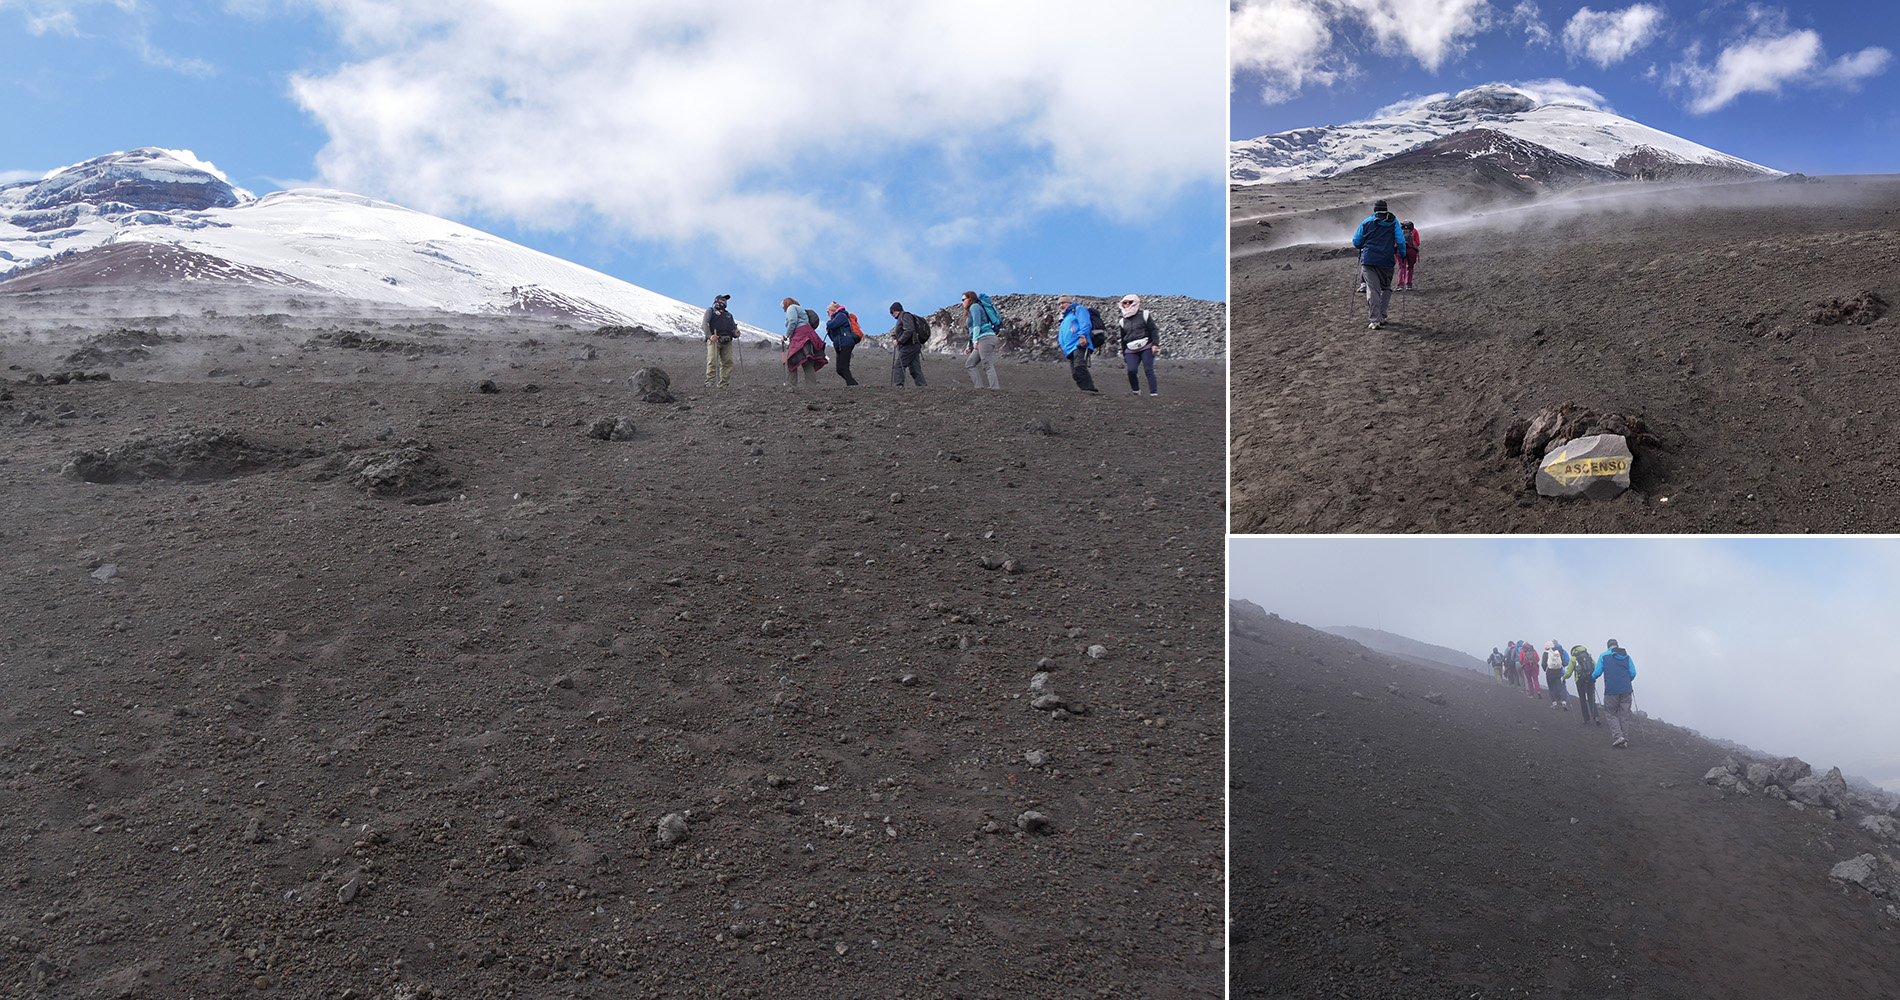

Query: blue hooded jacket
left=1594, top=647, right=1637, bottom=695
left=1057, top=303, right=1092, bottom=356
left=824, top=307, right=853, bottom=347
left=1353, top=213, right=1405, bottom=267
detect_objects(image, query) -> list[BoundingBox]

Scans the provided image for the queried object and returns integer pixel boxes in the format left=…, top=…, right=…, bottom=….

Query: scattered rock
left=1385, top=683, right=1401, bottom=696
left=1423, top=691, right=1446, bottom=705
left=1016, top=811, right=1052, bottom=834
left=327, top=441, right=460, bottom=503
left=656, top=812, right=689, bottom=847
left=89, top=563, right=118, bottom=581
left=1772, top=757, right=1812, bottom=787
left=1746, top=762, right=1772, bottom=788
left=475, top=379, right=500, bottom=394
left=64, top=428, right=317, bottom=484
left=1036, top=657, right=1058, bottom=671
left=1534, top=433, right=1633, bottom=500
left=243, top=817, right=265, bottom=844
left=1027, top=417, right=1054, bottom=436
left=632, top=367, right=674, bottom=403
left=1856, top=815, right=1898, bottom=840
left=1811, top=290, right=1887, bottom=326
left=550, top=674, right=574, bottom=690
left=1030, top=694, right=1065, bottom=712
left=586, top=415, right=636, bottom=441
left=1024, top=750, right=1049, bottom=767
left=1827, top=854, right=1895, bottom=896
left=338, top=878, right=360, bottom=904
left=1086, top=644, right=1107, bottom=660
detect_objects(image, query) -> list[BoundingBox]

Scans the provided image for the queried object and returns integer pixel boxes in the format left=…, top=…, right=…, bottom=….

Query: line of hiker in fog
left=1351, top=198, right=1421, bottom=329
left=1487, top=639, right=1638, bottom=748
left=699, top=292, right=1165, bottom=395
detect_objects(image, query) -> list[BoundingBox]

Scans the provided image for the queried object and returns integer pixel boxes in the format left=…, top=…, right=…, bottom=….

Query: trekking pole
left=1399, top=286, right=1407, bottom=325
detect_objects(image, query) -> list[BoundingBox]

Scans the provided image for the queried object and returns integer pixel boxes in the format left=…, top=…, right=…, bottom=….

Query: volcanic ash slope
left=1228, top=600, right=1900, bottom=1000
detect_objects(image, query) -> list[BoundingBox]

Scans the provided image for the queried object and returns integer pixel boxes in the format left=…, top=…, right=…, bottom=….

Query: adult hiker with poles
left=1567, top=644, right=1601, bottom=726
left=1541, top=640, right=1571, bottom=711
left=1351, top=199, right=1407, bottom=329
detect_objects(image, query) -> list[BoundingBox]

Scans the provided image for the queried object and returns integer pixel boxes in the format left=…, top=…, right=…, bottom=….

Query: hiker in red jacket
left=1516, top=641, right=1542, bottom=696
left=1395, top=221, right=1420, bottom=289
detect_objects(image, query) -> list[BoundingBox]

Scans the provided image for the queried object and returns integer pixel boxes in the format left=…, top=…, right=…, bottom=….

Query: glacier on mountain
left=1, top=148, right=743, bottom=339
left=1231, top=84, right=1778, bottom=185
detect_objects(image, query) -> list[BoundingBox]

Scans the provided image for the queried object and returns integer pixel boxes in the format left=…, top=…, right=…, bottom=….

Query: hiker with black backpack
left=702, top=293, right=739, bottom=388
left=1118, top=294, right=1161, bottom=396
left=961, top=290, right=1002, bottom=390
left=824, top=302, right=862, bottom=386
left=781, top=297, right=828, bottom=388
left=1595, top=639, right=1637, bottom=748
left=887, top=301, right=929, bottom=386
left=1057, top=298, right=1099, bottom=393
left=1567, top=644, right=1601, bottom=726
left=1351, top=199, right=1405, bottom=329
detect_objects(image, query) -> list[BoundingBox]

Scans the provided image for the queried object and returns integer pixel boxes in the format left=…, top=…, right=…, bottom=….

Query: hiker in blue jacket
left=961, top=290, right=1001, bottom=390
left=1594, top=638, right=1638, bottom=748
left=1351, top=199, right=1406, bottom=329
left=1056, top=299, right=1098, bottom=393
left=824, top=302, right=860, bottom=386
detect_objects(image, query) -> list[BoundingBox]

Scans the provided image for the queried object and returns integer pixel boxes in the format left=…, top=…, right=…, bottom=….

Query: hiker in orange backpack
left=824, top=302, right=862, bottom=386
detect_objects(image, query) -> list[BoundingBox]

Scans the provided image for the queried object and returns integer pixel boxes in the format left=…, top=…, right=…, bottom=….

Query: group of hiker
left=1351, top=198, right=1421, bottom=329
left=1487, top=639, right=1639, bottom=748
left=699, top=292, right=1165, bottom=394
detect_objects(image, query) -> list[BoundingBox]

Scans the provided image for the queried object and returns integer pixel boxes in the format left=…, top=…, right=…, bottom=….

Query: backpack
left=908, top=312, right=930, bottom=345
left=976, top=293, right=1002, bottom=335
left=1570, top=647, right=1594, bottom=678
left=847, top=312, right=863, bottom=340
left=1517, top=645, right=1537, bottom=670
left=804, top=307, right=821, bottom=330
left=1087, top=306, right=1106, bottom=348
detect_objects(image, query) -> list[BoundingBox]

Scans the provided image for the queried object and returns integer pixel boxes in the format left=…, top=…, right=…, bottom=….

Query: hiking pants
left=1066, top=348, right=1097, bottom=392
left=1362, top=264, right=1394, bottom=321
left=1575, top=678, right=1599, bottom=723
left=1124, top=346, right=1157, bottom=393
left=834, top=341, right=859, bottom=386
left=705, top=339, right=735, bottom=387
left=964, top=336, right=999, bottom=389
left=1396, top=254, right=1415, bottom=288
left=892, top=344, right=926, bottom=386
left=1603, top=692, right=1633, bottom=741
left=1545, top=668, right=1567, bottom=704
left=785, top=360, right=820, bottom=387
left=1522, top=663, right=1541, bottom=695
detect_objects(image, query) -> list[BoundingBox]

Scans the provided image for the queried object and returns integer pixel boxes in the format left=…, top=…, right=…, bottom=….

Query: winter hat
left=889, top=301, right=904, bottom=315
left=1606, top=638, right=1620, bottom=649
left=1119, top=294, right=1141, bottom=318
left=1401, top=220, right=1415, bottom=230
left=714, top=294, right=730, bottom=303
left=1373, top=199, right=1389, bottom=213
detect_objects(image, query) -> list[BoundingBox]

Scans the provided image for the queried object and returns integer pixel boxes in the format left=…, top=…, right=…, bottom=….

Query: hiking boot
left=1612, top=737, right=1627, bottom=748
left=1368, top=321, right=1382, bottom=330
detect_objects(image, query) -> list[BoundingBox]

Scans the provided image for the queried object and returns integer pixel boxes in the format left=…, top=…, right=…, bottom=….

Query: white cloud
left=288, top=0, right=1223, bottom=279
left=1231, top=0, right=1339, bottom=104
left=1231, top=0, right=1494, bottom=103
left=1561, top=4, right=1665, bottom=68
left=0, top=0, right=133, bottom=33
left=1510, top=0, right=1551, bottom=47
left=1817, top=46, right=1893, bottom=87
left=1508, top=78, right=1610, bottom=110
left=1669, top=25, right=1888, bottom=113
left=4, top=0, right=215, bottom=75
left=1339, top=0, right=1493, bottom=73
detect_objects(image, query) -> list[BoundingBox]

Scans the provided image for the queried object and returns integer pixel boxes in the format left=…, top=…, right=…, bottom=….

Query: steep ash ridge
left=1229, top=599, right=1900, bottom=999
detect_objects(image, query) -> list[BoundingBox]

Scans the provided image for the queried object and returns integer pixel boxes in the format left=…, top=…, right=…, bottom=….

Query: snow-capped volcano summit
left=1231, top=84, right=1778, bottom=185
left=2, top=148, right=748, bottom=339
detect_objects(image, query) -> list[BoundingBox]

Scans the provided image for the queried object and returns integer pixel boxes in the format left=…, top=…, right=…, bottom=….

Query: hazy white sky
left=1230, top=537, right=1900, bottom=792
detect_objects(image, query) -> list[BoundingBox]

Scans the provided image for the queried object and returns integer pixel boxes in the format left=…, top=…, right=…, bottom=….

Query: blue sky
left=2, top=1, right=1225, bottom=331
left=1230, top=1, right=1900, bottom=175
left=1230, top=536, right=1900, bottom=793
